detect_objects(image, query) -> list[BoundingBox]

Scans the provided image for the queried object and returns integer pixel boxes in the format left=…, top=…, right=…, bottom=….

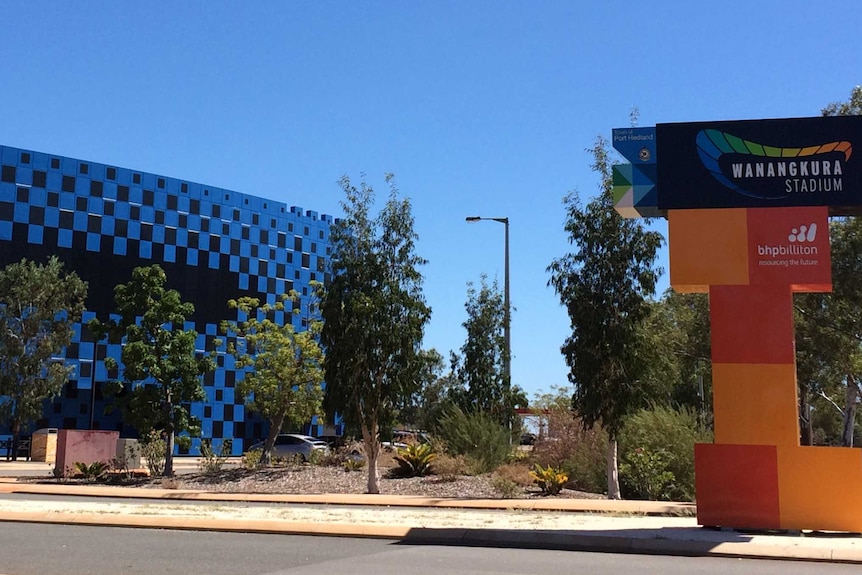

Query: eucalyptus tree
left=0, top=257, right=87, bottom=459
left=547, top=137, right=664, bottom=499
left=219, top=291, right=324, bottom=465
left=321, top=174, right=430, bottom=494
left=89, top=265, right=213, bottom=476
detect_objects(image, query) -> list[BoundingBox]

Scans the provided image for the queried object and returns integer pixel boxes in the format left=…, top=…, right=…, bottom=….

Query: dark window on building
left=104, top=201, right=114, bottom=216
left=62, top=175, right=75, bottom=192
left=118, top=185, right=129, bottom=202
left=310, top=272, right=316, bottom=281
left=106, top=167, right=116, bottom=180
left=32, top=170, right=46, bottom=188
left=260, top=230, right=268, bottom=244
left=301, top=253, right=310, bottom=268
left=304, top=226, right=309, bottom=235
left=317, top=257, right=325, bottom=272
left=241, top=226, right=249, bottom=240
left=203, top=189, right=209, bottom=196
left=29, top=206, right=45, bottom=224
left=130, top=205, right=140, bottom=220
left=269, top=247, right=275, bottom=259
left=215, top=389, right=224, bottom=402
left=76, top=196, right=88, bottom=212
left=319, top=230, right=324, bottom=239
left=157, top=178, right=165, bottom=189
left=20, top=152, right=31, bottom=164
left=204, top=406, right=212, bottom=418
left=167, top=195, right=177, bottom=210
left=188, top=231, right=198, bottom=248
left=311, top=242, right=317, bottom=253
left=209, top=235, right=220, bottom=251
left=286, top=252, right=293, bottom=263
left=115, top=219, right=128, bottom=237
left=165, top=227, right=177, bottom=244
left=59, top=210, right=73, bottom=228
left=259, top=261, right=268, bottom=276
left=1, top=165, right=16, bottom=183
left=212, top=205, right=220, bottom=218
left=252, top=213, right=259, bottom=225
left=294, top=236, right=302, bottom=251
left=286, top=281, right=293, bottom=292
left=232, top=209, right=240, bottom=221
left=277, top=233, right=286, bottom=248
left=155, top=210, right=165, bottom=225
left=90, top=180, right=103, bottom=197
left=250, top=244, right=258, bottom=258
left=51, top=158, right=60, bottom=169
left=271, top=218, right=276, bottom=227
left=212, top=421, right=223, bottom=438
left=133, top=173, right=141, bottom=184
left=295, top=269, right=300, bottom=279
left=47, top=192, right=59, bottom=208
left=16, top=187, right=28, bottom=203
left=181, top=182, right=188, bottom=193
left=230, top=239, right=240, bottom=255
left=190, top=199, right=200, bottom=214
left=288, top=223, right=293, bottom=232
left=143, top=190, right=154, bottom=206
left=79, top=362, right=92, bottom=378
left=179, top=213, right=187, bottom=228
left=79, top=163, right=89, bottom=175
left=141, top=223, right=153, bottom=241
left=87, top=215, right=101, bottom=233
left=276, top=263, right=286, bottom=277
left=239, top=258, right=249, bottom=273
left=222, top=223, right=229, bottom=235
left=200, top=218, right=209, bottom=232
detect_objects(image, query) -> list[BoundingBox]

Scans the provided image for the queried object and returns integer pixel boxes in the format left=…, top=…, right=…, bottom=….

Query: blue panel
left=139, top=240, right=152, bottom=259
left=186, top=248, right=198, bottom=266
left=27, top=225, right=43, bottom=244
left=13, top=203, right=29, bottom=223
left=86, top=233, right=100, bottom=252
left=58, top=228, right=73, bottom=247
left=163, top=244, right=175, bottom=262
left=73, top=212, right=87, bottom=231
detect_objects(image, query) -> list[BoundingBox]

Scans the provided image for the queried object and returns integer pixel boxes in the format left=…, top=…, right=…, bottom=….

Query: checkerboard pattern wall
left=0, top=145, right=336, bottom=455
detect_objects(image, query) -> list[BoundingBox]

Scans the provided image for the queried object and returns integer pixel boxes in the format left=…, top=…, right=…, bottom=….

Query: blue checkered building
left=0, top=144, right=335, bottom=455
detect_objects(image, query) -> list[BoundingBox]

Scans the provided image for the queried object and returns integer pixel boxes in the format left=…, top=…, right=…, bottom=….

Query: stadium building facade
left=0, top=144, right=334, bottom=455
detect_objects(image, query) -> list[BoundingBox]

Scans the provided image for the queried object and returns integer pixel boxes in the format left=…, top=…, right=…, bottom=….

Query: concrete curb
left=0, top=482, right=694, bottom=515
left=1, top=510, right=860, bottom=564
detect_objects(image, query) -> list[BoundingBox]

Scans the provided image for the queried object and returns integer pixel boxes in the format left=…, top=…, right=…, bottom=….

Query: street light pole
left=465, top=216, right=511, bottom=408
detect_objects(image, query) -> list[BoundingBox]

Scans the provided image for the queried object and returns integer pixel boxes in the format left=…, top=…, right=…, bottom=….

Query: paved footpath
left=1, top=463, right=861, bottom=564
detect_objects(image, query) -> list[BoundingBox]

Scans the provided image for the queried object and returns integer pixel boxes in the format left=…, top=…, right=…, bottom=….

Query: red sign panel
left=747, top=207, right=831, bottom=292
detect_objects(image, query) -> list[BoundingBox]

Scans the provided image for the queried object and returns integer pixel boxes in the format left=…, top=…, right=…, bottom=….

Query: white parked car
left=249, top=434, right=330, bottom=461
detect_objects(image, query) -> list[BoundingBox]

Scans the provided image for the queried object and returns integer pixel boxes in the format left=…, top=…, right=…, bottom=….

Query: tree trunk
left=799, top=393, right=813, bottom=446
left=10, top=418, right=20, bottom=462
left=361, top=418, right=380, bottom=494
left=606, top=434, right=621, bottom=500
left=842, top=375, right=860, bottom=448
left=261, top=411, right=287, bottom=467
left=163, top=391, right=174, bottom=477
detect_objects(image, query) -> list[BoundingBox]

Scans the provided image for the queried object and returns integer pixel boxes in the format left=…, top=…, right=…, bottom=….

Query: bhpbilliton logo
left=758, top=223, right=819, bottom=257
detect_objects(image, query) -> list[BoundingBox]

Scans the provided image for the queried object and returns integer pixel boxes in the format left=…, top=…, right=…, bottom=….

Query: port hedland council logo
left=696, top=129, right=852, bottom=199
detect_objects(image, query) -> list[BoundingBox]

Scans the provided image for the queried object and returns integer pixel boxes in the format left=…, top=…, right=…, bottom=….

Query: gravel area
left=146, top=465, right=605, bottom=500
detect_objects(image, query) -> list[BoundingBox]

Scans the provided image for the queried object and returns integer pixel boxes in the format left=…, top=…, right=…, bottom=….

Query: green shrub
left=619, top=447, right=676, bottom=500
left=430, top=453, right=468, bottom=481
left=389, top=443, right=436, bottom=478
left=343, top=457, right=366, bottom=472
left=618, top=406, right=712, bottom=501
left=435, top=408, right=512, bottom=474
left=242, top=448, right=263, bottom=469
left=530, top=464, right=568, bottom=496
left=140, top=430, right=166, bottom=477
left=199, top=438, right=232, bottom=475
left=530, top=407, right=607, bottom=495
left=74, top=461, right=109, bottom=481
left=491, top=475, right=522, bottom=498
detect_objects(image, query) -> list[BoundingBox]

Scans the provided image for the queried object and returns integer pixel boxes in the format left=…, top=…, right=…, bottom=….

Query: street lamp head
left=465, top=216, right=482, bottom=223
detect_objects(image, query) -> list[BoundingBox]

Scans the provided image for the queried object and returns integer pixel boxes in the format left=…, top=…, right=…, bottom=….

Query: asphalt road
left=1, top=523, right=861, bottom=575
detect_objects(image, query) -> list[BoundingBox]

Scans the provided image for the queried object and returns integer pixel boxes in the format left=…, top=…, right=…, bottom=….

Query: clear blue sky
left=1, top=2, right=859, bottom=401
